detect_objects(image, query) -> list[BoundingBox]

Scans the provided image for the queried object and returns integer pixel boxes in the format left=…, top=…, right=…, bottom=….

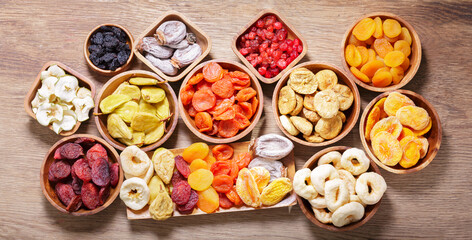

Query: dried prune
left=109, top=163, right=120, bottom=187
left=71, top=176, right=83, bottom=195
left=81, top=182, right=100, bottom=210
left=55, top=183, right=76, bottom=206
left=88, top=26, right=130, bottom=70
left=59, top=143, right=84, bottom=160
left=50, top=160, right=71, bottom=180
left=171, top=170, right=186, bottom=186
left=92, top=32, right=104, bottom=45
left=66, top=195, right=82, bottom=212
left=101, top=53, right=116, bottom=63
left=117, top=50, right=129, bottom=65
left=86, top=143, right=108, bottom=166
left=91, top=158, right=110, bottom=187
left=72, top=158, right=92, bottom=182
left=177, top=190, right=198, bottom=214
left=171, top=181, right=191, bottom=205
left=175, top=155, right=191, bottom=178
left=99, top=186, right=110, bottom=205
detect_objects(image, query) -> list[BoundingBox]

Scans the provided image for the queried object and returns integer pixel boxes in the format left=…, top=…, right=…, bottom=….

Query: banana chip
left=288, top=67, right=318, bottom=94
left=314, top=89, right=340, bottom=119
left=315, top=115, right=343, bottom=140
left=290, top=93, right=304, bottom=116
left=278, top=86, right=297, bottom=115
left=316, top=69, right=338, bottom=90
left=332, top=84, right=354, bottom=111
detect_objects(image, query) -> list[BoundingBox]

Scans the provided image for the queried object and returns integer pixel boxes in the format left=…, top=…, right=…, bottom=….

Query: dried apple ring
left=355, top=172, right=386, bottom=205
left=325, top=179, right=350, bottom=212
left=399, top=136, right=422, bottom=168
left=310, top=164, right=339, bottom=195
left=309, top=195, right=327, bottom=209
left=315, top=115, right=343, bottom=140
left=331, top=202, right=365, bottom=227
left=370, top=116, right=403, bottom=140
left=396, top=106, right=430, bottom=130
left=318, top=150, right=342, bottom=169
left=384, top=92, right=415, bottom=117
left=371, top=131, right=402, bottom=166
left=383, top=19, right=402, bottom=38
left=293, top=168, right=318, bottom=200
left=278, top=86, right=297, bottom=115
left=350, top=66, right=370, bottom=83
left=312, top=207, right=332, bottom=224
left=316, top=69, right=338, bottom=90
left=338, top=170, right=356, bottom=195
left=373, top=17, right=383, bottom=38
left=352, top=17, right=376, bottom=41
left=373, top=38, right=393, bottom=58
left=345, top=44, right=362, bottom=67
left=365, top=106, right=380, bottom=141
left=340, top=148, right=370, bottom=175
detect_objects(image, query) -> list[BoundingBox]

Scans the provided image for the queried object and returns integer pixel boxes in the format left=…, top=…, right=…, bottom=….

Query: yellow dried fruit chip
left=100, top=94, right=132, bottom=114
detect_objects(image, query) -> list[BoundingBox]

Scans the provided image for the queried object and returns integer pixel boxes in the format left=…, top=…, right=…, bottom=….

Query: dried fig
left=290, top=116, right=313, bottom=136
left=315, top=115, right=343, bottom=140
left=278, top=86, right=296, bottom=115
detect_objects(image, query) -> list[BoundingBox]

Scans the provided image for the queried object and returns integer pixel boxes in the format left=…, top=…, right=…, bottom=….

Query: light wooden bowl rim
left=297, top=146, right=382, bottom=231
left=178, top=59, right=263, bottom=143
left=23, top=61, right=96, bottom=136
left=359, top=90, right=442, bottom=174
left=133, top=10, right=212, bottom=82
left=341, top=12, right=422, bottom=92
left=40, top=134, right=123, bottom=216
left=93, top=70, right=179, bottom=152
left=231, top=8, right=308, bottom=84
left=272, top=61, right=361, bottom=147
left=83, top=23, right=135, bottom=76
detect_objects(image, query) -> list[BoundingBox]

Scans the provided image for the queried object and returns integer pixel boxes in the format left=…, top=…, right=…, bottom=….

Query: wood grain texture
left=1, top=0, right=471, bottom=239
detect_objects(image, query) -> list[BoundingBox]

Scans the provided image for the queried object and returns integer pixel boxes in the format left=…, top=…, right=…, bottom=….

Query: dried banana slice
left=152, top=148, right=175, bottom=184
left=129, top=77, right=159, bottom=86
left=340, top=148, right=370, bottom=175
left=314, top=89, right=340, bottom=119
left=316, top=69, right=338, bottom=90
left=279, top=115, right=299, bottom=136
left=315, top=115, right=343, bottom=140
left=293, top=168, right=318, bottom=200
left=114, top=101, right=139, bottom=123
left=260, top=177, right=292, bottom=206
left=312, top=207, right=332, bottom=224
left=55, top=76, right=79, bottom=102
left=107, top=113, right=132, bottom=140
left=303, top=93, right=316, bottom=111
left=120, top=145, right=151, bottom=177
left=331, top=202, right=365, bottom=227
left=120, top=177, right=150, bottom=211
left=310, top=164, right=339, bottom=195
left=100, top=94, right=132, bottom=114
left=288, top=67, right=318, bottom=94
left=290, top=93, right=304, bottom=115
left=278, top=86, right=297, bottom=115
left=318, top=151, right=342, bottom=169
left=141, top=87, right=166, bottom=104
left=355, top=172, right=386, bottom=205
left=300, top=108, right=321, bottom=123
left=144, top=121, right=165, bottom=145
left=325, top=179, right=350, bottom=212
left=131, top=112, right=160, bottom=132
left=332, top=84, right=354, bottom=111
left=290, top=116, right=313, bottom=136
left=303, top=133, right=325, bottom=143
left=115, top=84, right=141, bottom=101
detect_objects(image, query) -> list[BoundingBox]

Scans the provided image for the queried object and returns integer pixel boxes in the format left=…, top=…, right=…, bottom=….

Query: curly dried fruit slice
left=398, top=136, right=422, bottom=168
left=370, top=116, right=403, bottom=140
left=384, top=92, right=415, bottom=117
left=372, top=131, right=402, bottom=166
left=236, top=168, right=261, bottom=208
left=396, top=106, right=430, bottom=130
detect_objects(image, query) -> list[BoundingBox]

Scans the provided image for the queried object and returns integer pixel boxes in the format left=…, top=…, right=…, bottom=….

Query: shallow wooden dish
left=24, top=61, right=96, bottom=136
left=179, top=59, right=263, bottom=144
left=297, top=146, right=382, bottom=231
left=133, top=10, right=211, bottom=82
left=40, top=134, right=123, bottom=216
left=231, top=9, right=307, bottom=84
left=341, top=12, right=422, bottom=92
left=272, top=62, right=360, bottom=147
left=93, top=70, right=178, bottom=152
left=84, top=23, right=134, bottom=76
left=127, top=141, right=296, bottom=219
left=359, top=90, right=442, bottom=174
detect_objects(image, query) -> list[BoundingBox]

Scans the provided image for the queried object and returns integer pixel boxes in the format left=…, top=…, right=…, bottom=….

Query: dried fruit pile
left=31, top=65, right=94, bottom=134
left=277, top=67, right=354, bottom=143
left=140, top=20, right=202, bottom=76
left=365, top=92, right=431, bottom=168
left=99, top=77, right=171, bottom=147
left=238, top=14, right=303, bottom=78
left=180, top=62, right=259, bottom=138
left=88, top=26, right=131, bottom=71
left=345, top=17, right=412, bottom=87
left=294, top=148, right=386, bottom=227
left=48, top=138, right=120, bottom=211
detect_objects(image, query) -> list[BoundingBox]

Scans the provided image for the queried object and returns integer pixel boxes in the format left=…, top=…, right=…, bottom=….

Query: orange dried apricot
left=197, top=186, right=219, bottom=213
left=211, top=77, right=235, bottom=99
left=399, top=136, right=422, bottom=168
left=188, top=105, right=198, bottom=117
left=189, top=159, right=209, bottom=172
left=390, top=66, right=405, bottom=85
left=212, top=144, right=234, bottom=161
left=384, top=92, right=415, bottom=117
left=234, top=113, right=251, bottom=130
left=192, top=89, right=216, bottom=112
left=372, top=71, right=393, bottom=87
left=399, top=27, right=412, bottom=45
left=212, top=174, right=234, bottom=193
left=238, top=102, right=253, bottom=119
left=188, top=73, right=204, bottom=85
left=226, top=185, right=243, bottom=206
left=371, top=131, right=403, bottom=166
left=195, top=112, right=213, bottom=132
left=370, top=116, right=403, bottom=140
left=218, top=119, right=240, bottom=138
left=228, top=160, right=240, bottom=181
left=395, top=106, right=430, bottom=130
left=373, top=38, right=393, bottom=58
left=348, top=33, right=366, bottom=47
left=233, top=152, right=251, bottom=170
left=394, top=40, right=411, bottom=58
left=251, top=97, right=259, bottom=114
left=180, top=84, right=195, bottom=106
left=375, top=67, right=390, bottom=74
left=210, top=161, right=231, bottom=176
left=374, top=97, right=389, bottom=119
left=384, top=35, right=399, bottom=43
left=357, top=46, right=369, bottom=67
left=203, top=62, right=224, bottom=83
left=350, top=66, right=370, bottom=83
left=383, top=19, right=402, bottom=38
left=365, top=36, right=375, bottom=45
left=352, top=17, right=376, bottom=41
left=188, top=169, right=214, bottom=191
left=182, top=142, right=210, bottom=163
left=365, top=106, right=380, bottom=141
left=204, top=155, right=216, bottom=167
left=345, top=44, right=362, bottom=67
left=360, top=60, right=385, bottom=78
left=417, top=136, right=429, bottom=158
left=398, top=127, right=415, bottom=141
left=229, top=71, right=251, bottom=86
left=214, top=107, right=235, bottom=121
left=249, top=167, right=271, bottom=193
left=368, top=49, right=377, bottom=62
left=373, top=17, right=383, bottom=38
left=384, top=51, right=405, bottom=68
left=411, top=118, right=432, bottom=136
left=236, top=87, right=257, bottom=102
left=401, top=57, right=410, bottom=71
left=235, top=168, right=261, bottom=208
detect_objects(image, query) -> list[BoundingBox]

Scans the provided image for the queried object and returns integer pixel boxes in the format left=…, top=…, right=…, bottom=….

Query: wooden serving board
left=126, top=141, right=296, bottom=220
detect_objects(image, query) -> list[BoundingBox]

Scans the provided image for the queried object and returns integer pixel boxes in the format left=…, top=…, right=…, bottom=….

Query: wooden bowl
left=40, top=134, right=123, bottom=216
left=24, top=61, right=96, bottom=136
left=133, top=10, right=211, bottom=82
left=272, top=62, right=361, bottom=147
left=93, top=70, right=178, bottom=152
left=231, top=9, right=308, bottom=84
left=341, top=12, right=422, bottom=92
left=297, top=146, right=383, bottom=231
left=359, top=90, right=442, bottom=174
left=84, top=23, right=134, bottom=76
left=179, top=59, right=263, bottom=144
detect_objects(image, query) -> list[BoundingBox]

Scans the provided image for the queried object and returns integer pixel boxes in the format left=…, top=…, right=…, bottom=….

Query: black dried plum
left=88, top=44, right=102, bottom=54
left=92, top=32, right=104, bottom=45
left=88, top=25, right=130, bottom=70
left=99, top=26, right=112, bottom=32
left=97, top=64, right=106, bottom=69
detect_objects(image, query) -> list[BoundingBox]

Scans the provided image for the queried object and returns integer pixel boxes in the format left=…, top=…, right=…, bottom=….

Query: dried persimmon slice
left=192, top=89, right=216, bottom=112
left=203, top=62, right=224, bottom=83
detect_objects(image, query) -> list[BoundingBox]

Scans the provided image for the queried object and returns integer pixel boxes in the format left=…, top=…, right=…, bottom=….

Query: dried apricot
left=371, top=131, right=403, bottom=166
left=236, top=168, right=261, bottom=208
left=398, top=127, right=415, bottom=141
left=401, top=57, right=410, bottom=71
left=212, top=174, right=233, bottom=193
left=204, top=155, right=217, bottom=167
left=236, top=87, right=257, bottom=102
left=212, top=144, right=234, bottom=161
left=218, top=193, right=234, bottom=209
left=399, top=27, right=412, bottom=45
left=189, top=159, right=209, bottom=172
left=357, top=46, right=369, bottom=67
left=210, top=161, right=230, bottom=176
left=384, top=51, right=405, bottom=68
left=234, top=113, right=251, bottom=129
left=373, top=17, right=383, bottom=38
left=399, top=136, right=422, bottom=168
left=214, top=107, right=235, bottom=121
left=345, top=44, right=362, bottom=67
left=350, top=66, right=370, bottom=83
left=394, top=40, right=411, bottom=58
left=192, top=89, right=216, bottom=112
left=396, top=106, right=430, bottom=130
left=372, top=71, right=393, bottom=87
left=211, top=77, right=235, bottom=99
left=367, top=48, right=377, bottom=62
left=203, top=62, right=224, bottom=83
left=373, top=38, right=393, bottom=58
left=238, top=102, right=253, bottom=119
left=218, top=119, right=240, bottom=138
left=370, top=116, right=403, bottom=140
left=360, top=60, right=385, bottom=78
left=228, top=160, right=240, bottom=181
left=187, top=105, right=198, bottom=117
left=383, top=19, right=402, bottom=38
left=251, top=97, right=259, bottom=114
left=182, top=142, right=210, bottom=163
left=390, top=66, right=405, bottom=85
left=197, top=186, right=219, bottom=213
left=365, top=106, right=380, bottom=141
left=226, top=185, right=243, bottom=206
left=180, top=84, right=195, bottom=106
left=348, top=33, right=366, bottom=47
left=384, top=92, right=415, bottom=117
left=229, top=71, right=251, bottom=86
left=188, top=169, right=214, bottom=191
left=233, top=152, right=251, bottom=170
left=249, top=167, right=270, bottom=193
left=352, top=18, right=376, bottom=41
left=195, top=112, right=213, bottom=132
left=411, top=118, right=432, bottom=136
left=188, top=73, right=204, bottom=85
left=197, top=80, right=212, bottom=91
left=212, top=97, right=235, bottom=116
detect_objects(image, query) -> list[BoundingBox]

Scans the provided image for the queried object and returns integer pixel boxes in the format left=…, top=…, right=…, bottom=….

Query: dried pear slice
left=278, top=86, right=296, bottom=115
left=114, top=101, right=139, bottom=123
left=314, top=89, right=340, bottom=119
left=144, top=121, right=165, bottom=145
left=316, top=69, right=338, bottom=90
left=290, top=116, right=313, bottom=136
left=107, top=113, right=132, bottom=140
left=115, top=84, right=141, bottom=101
left=332, top=84, right=354, bottom=111
left=100, top=94, right=132, bottom=114
left=303, top=132, right=325, bottom=143
left=155, top=97, right=170, bottom=119
left=279, top=115, right=299, bottom=136
left=288, top=67, right=318, bottom=94
left=303, top=93, right=316, bottom=111
left=141, top=87, right=166, bottom=103
left=139, top=98, right=157, bottom=115
left=290, top=93, right=304, bottom=116
left=119, top=127, right=145, bottom=147
left=131, top=112, right=160, bottom=132
left=315, top=115, right=343, bottom=140
left=129, top=77, right=159, bottom=86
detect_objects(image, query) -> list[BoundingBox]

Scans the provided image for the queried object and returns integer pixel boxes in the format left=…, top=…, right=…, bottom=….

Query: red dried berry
left=72, top=158, right=92, bottom=182
left=50, top=160, right=71, bottom=180
left=109, top=163, right=120, bottom=187
left=66, top=195, right=82, bottom=212
left=86, top=143, right=108, bottom=166
left=176, top=190, right=198, bottom=214
left=274, top=21, right=283, bottom=30
left=59, top=143, right=84, bottom=160
left=55, top=183, right=76, bottom=206
left=171, top=181, right=191, bottom=205
left=81, top=182, right=100, bottom=210
left=91, top=157, right=110, bottom=187
left=71, top=175, right=83, bottom=195
left=218, top=192, right=234, bottom=209
left=174, top=155, right=191, bottom=178
left=171, top=169, right=186, bottom=187
left=99, top=186, right=110, bottom=205
left=256, top=19, right=264, bottom=28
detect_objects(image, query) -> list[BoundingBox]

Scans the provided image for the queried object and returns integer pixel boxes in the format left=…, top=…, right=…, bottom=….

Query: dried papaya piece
left=180, top=84, right=195, bottom=106
left=195, top=112, right=213, bottom=132
left=236, top=87, right=257, bottom=102
left=188, top=73, right=204, bottom=85
left=390, top=66, right=405, bottom=85
left=345, top=44, right=362, bottom=67
left=226, top=185, right=243, bottom=206
left=370, top=116, right=403, bottom=140
left=352, top=17, right=376, bottom=41
left=212, top=174, right=233, bottom=193
left=214, top=107, right=236, bottom=121
left=399, top=136, right=422, bottom=168
left=182, top=142, right=210, bottom=163
left=360, top=60, right=385, bottom=78
left=238, top=102, right=253, bottom=119
left=348, top=33, right=366, bottom=47
left=373, top=16, right=383, bottom=38
left=211, top=77, right=235, bottom=99
left=234, top=113, right=251, bottom=130
left=229, top=71, right=251, bottom=86
left=350, top=66, right=370, bottom=83
left=365, top=106, right=381, bottom=141
left=371, top=131, right=403, bottom=166
left=411, top=118, right=432, bottom=136
left=372, top=70, right=393, bottom=87
left=218, top=119, right=240, bottom=138
left=396, top=106, right=430, bottom=130
left=236, top=168, right=261, bottom=208
left=192, top=89, right=216, bottom=112
left=357, top=46, right=369, bottom=67
left=373, top=38, right=393, bottom=58
left=398, top=127, right=415, bottom=141
left=384, top=51, right=405, bottom=68
left=233, top=152, right=251, bottom=170
left=203, top=62, right=224, bottom=83
left=189, top=159, right=209, bottom=172
left=384, top=92, right=415, bottom=117
left=399, top=27, right=412, bottom=45
left=212, top=144, right=234, bottom=161
left=383, top=19, right=402, bottom=38
left=197, top=186, right=219, bottom=213
left=188, top=169, right=214, bottom=191
left=394, top=40, right=411, bottom=58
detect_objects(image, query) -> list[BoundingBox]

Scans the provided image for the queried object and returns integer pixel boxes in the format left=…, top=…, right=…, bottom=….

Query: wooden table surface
left=1, top=0, right=471, bottom=239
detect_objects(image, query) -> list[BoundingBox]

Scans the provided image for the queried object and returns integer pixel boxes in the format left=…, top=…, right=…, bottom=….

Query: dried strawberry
left=53, top=148, right=63, bottom=160
left=91, top=158, right=110, bottom=187
left=55, top=183, right=76, bottom=206
left=109, top=163, right=120, bottom=187
left=72, top=158, right=92, bottom=182
left=176, top=190, right=198, bottom=214
left=66, top=195, right=82, bottom=212
left=50, top=160, right=71, bottom=180
left=48, top=167, right=59, bottom=182
left=99, top=186, right=110, bottom=205
left=81, top=182, right=99, bottom=210
left=86, top=143, right=108, bottom=166
left=59, top=143, right=84, bottom=160
left=171, top=181, right=191, bottom=205
left=174, top=155, right=191, bottom=178
left=74, top=137, right=96, bottom=150
left=171, top=170, right=186, bottom=186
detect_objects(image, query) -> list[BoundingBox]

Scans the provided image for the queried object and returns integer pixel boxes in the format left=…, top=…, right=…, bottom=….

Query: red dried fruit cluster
left=171, top=156, right=198, bottom=214
left=49, top=138, right=120, bottom=212
left=238, top=14, right=303, bottom=78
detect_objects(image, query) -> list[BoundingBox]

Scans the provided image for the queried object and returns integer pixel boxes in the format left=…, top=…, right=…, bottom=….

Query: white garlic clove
left=72, top=96, right=94, bottom=122
left=55, top=75, right=78, bottom=102
left=37, top=76, right=58, bottom=99
left=48, top=65, right=66, bottom=77
left=76, top=87, right=92, bottom=99
left=40, top=70, right=51, bottom=80
left=36, top=103, right=63, bottom=126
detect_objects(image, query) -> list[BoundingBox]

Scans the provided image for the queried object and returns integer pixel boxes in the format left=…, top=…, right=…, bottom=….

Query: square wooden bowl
left=133, top=10, right=211, bottom=82
left=232, top=9, right=307, bottom=84
left=24, top=61, right=96, bottom=136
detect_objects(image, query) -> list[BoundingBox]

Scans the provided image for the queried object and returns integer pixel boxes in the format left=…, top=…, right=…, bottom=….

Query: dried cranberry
left=274, top=22, right=283, bottom=30
left=276, top=59, right=288, bottom=69
left=256, top=19, right=264, bottom=28
left=258, top=67, right=267, bottom=76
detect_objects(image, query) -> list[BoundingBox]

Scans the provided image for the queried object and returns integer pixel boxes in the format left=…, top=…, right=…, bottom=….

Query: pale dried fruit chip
left=316, top=69, right=338, bottom=90
left=72, top=96, right=94, bottom=122
left=100, top=94, right=132, bottom=114
left=315, top=115, right=343, bottom=140
left=36, top=102, right=63, bottom=126
left=236, top=168, right=261, bottom=208
left=260, top=177, right=292, bottom=206
left=131, top=112, right=160, bottom=132
left=288, top=67, right=318, bottom=94
left=384, top=92, right=415, bottom=117
left=152, top=148, right=175, bottom=184
left=279, top=115, right=299, bottom=136
left=370, top=116, right=403, bottom=140
left=107, top=113, right=132, bottom=140
left=396, top=106, right=430, bottom=130
left=314, top=89, right=340, bottom=119
left=144, top=121, right=165, bottom=145
left=303, top=93, right=316, bottom=111
left=278, top=86, right=297, bottom=115
left=372, top=131, right=402, bottom=166
left=129, top=77, right=159, bottom=86
left=55, top=76, right=79, bottom=102
left=52, top=110, right=77, bottom=134
left=139, top=98, right=157, bottom=115
left=300, top=108, right=321, bottom=123
left=303, top=133, right=325, bottom=143
left=141, top=87, right=166, bottom=103
left=249, top=167, right=271, bottom=193
left=114, top=101, right=139, bottom=123
left=290, top=93, right=304, bottom=116
left=331, top=84, right=354, bottom=111
left=38, top=76, right=58, bottom=99
left=48, top=65, right=66, bottom=77
left=115, top=84, right=141, bottom=101
left=290, top=116, right=313, bottom=136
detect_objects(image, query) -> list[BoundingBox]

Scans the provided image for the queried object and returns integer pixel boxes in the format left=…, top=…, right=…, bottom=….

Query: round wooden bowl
left=272, top=62, right=361, bottom=147
left=359, top=90, right=442, bottom=174
left=297, top=146, right=383, bottom=231
left=93, top=70, right=178, bottom=152
left=84, top=23, right=134, bottom=76
left=179, top=59, right=263, bottom=143
left=341, top=12, right=422, bottom=92
left=40, top=134, right=123, bottom=216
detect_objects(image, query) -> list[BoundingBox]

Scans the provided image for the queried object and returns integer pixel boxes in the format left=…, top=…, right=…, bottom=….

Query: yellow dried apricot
left=383, top=19, right=402, bottom=38
left=373, top=38, right=393, bottom=58
left=365, top=106, right=380, bottom=141
left=370, top=116, right=403, bottom=140
left=345, top=44, right=362, bottom=67
left=350, top=67, right=370, bottom=83
left=197, top=186, right=219, bottom=213
left=189, top=159, right=209, bottom=172
left=348, top=34, right=366, bottom=47
left=396, top=106, right=430, bottom=130
left=398, top=127, right=415, bottom=141
left=365, top=36, right=375, bottom=45
left=353, top=18, right=376, bottom=41
left=375, top=67, right=390, bottom=74
left=372, top=71, right=393, bottom=87
left=236, top=168, right=261, bottom=208
left=390, top=66, right=405, bottom=85
left=249, top=167, right=271, bottom=193
left=384, top=35, right=399, bottom=43
left=384, top=51, right=405, bottom=68
left=411, top=118, right=432, bottom=136
left=368, top=49, right=377, bottom=62
left=373, top=17, right=383, bottom=38
left=360, top=60, right=385, bottom=78
left=260, top=178, right=292, bottom=206
left=357, top=46, right=369, bottom=67
left=384, top=92, right=415, bottom=117
left=399, top=27, right=412, bottom=45
left=400, top=57, right=410, bottom=71
left=182, top=142, right=210, bottom=163
left=204, top=155, right=217, bottom=167
left=373, top=97, right=389, bottom=119
left=399, top=136, right=422, bottom=168
left=394, top=40, right=411, bottom=58
left=372, top=131, right=403, bottom=166
left=188, top=169, right=214, bottom=191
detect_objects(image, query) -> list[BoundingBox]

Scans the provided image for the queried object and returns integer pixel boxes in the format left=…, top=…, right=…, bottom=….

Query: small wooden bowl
left=297, top=146, right=383, bottom=231
left=232, top=9, right=308, bottom=84
left=40, top=134, right=123, bottom=216
left=24, top=61, right=96, bottom=136
left=84, top=23, right=134, bottom=76
left=133, top=10, right=211, bottom=82
left=359, top=90, right=442, bottom=174
left=341, top=12, right=422, bottom=92
left=179, top=59, right=263, bottom=144
left=272, top=62, right=360, bottom=147
left=93, top=70, right=178, bottom=152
